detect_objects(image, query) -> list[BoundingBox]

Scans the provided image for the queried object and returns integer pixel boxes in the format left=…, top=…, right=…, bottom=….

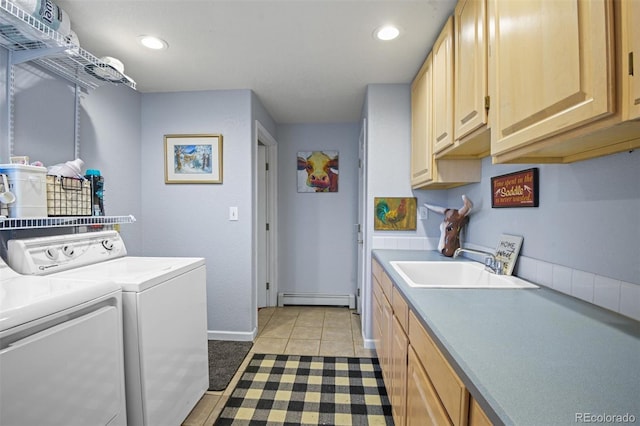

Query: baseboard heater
left=278, top=292, right=356, bottom=309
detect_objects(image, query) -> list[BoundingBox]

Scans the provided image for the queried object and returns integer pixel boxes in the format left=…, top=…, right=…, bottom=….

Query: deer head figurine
left=424, top=195, right=473, bottom=257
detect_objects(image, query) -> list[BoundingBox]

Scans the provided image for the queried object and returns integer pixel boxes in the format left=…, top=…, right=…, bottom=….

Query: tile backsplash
left=372, top=236, right=640, bottom=322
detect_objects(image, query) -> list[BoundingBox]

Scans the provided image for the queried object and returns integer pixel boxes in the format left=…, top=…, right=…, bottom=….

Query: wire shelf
left=0, top=0, right=136, bottom=90
left=0, top=215, right=136, bottom=230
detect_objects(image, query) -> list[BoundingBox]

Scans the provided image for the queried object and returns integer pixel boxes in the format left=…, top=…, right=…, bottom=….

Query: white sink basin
left=390, top=261, right=539, bottom=289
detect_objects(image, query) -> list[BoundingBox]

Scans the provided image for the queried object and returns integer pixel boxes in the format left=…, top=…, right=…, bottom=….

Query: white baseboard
left=363, top=338, right=377, bottom=350
left=277, top=292, right=356, bottom=309
left=208, top=328, right=256, bottom=342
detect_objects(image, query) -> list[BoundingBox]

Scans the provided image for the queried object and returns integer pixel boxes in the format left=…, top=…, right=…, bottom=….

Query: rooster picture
left=375, top=198, right=415, bottom=230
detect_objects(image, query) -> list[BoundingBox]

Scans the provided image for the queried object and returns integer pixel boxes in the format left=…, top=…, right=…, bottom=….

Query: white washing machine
left=0, top=256, right=127, bottom=426
left=7, top=231, right=209, bottom=426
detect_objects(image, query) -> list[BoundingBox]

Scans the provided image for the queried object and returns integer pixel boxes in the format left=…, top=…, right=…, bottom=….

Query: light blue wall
left=140, top=89, right=276, bottom=339
left=445, top=151, right=640, bottom=285
left=276, top=123, right=359, bottom=296
left=0, top=53, right=142, bottom=252
left=361, top=84, right=448, bottom=341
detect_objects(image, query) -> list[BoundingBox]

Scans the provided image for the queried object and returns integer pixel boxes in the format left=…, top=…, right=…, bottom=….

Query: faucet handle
left=494, top=260, right=504, bottom=275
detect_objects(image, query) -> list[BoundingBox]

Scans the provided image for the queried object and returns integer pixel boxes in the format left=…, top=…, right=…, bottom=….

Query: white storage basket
left=0, top=164, right=47, bottom=218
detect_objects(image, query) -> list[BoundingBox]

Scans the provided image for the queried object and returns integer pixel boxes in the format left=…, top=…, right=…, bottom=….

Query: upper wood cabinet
left=622, top=0, right=640, bottom=120
left=411, top=53, right=433, bottom=188
left=490, top=0, right=640, bottom=163
left=411, top=18, right=482, bottom=190
left=438, top=0, right=491, bottom=160
left=433, top=17, right=455, bottom=154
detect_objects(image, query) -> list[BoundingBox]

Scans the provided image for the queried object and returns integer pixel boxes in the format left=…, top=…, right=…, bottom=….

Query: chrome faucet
left=453, top=247, right=504, bottom=275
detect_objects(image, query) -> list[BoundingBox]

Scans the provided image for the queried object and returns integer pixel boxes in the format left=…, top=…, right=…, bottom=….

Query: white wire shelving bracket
left=0, top=215, right=136, bottom=230
left=0, top=0, right=136, bottom=91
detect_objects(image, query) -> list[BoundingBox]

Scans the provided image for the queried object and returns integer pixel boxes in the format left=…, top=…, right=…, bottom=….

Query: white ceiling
left=56, top=0, right=457, bottom=124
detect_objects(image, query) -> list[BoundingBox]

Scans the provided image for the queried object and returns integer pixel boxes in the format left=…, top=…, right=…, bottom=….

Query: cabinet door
left=391, top=315, right=408, bottom=426
left=433, top=17, right=455, bottom=154
left=454, top=0, right=488, bottom=141
left=491, top=0, right=614, bottom=154
left=624, top=0, right=640, bottom=119
left=469, top=397, right=493, bottom=426
left=407, top=346, right=453, bottom=426
left=411, top=54, right=433, bottom=187
left=380, top=292, right=393, bottom=388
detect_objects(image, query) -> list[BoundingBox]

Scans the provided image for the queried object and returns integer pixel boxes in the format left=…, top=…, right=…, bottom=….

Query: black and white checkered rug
left=214, top=353, right=393, bottom=425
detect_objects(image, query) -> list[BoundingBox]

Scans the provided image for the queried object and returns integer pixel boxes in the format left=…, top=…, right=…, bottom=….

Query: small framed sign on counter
left=495, top=234, right=523, bottom=276
left=491, top=168, right=539, bottom=208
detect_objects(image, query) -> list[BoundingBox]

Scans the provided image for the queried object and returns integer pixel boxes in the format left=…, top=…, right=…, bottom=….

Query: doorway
left=256, top=122, right=278, bottom=308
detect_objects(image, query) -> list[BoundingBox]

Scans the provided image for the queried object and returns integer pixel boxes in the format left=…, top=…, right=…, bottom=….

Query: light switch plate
left=229, top=206, right=238, bottom=221
left=418, top=206, right=428, bottom=220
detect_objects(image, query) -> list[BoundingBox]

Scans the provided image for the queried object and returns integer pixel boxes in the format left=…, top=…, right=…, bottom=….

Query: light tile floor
left=181, top=306, right=376, bottom=426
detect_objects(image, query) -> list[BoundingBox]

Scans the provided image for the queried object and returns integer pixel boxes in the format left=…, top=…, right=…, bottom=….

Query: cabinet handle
left=630, top=52, right=634, bottom=76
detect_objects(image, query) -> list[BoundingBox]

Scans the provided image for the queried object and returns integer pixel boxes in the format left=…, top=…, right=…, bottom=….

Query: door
left=356, top=118, right=367, bottom=315
left=255, top=121, right=278, bottom=309
left=257, top=143, right=269, bottom=308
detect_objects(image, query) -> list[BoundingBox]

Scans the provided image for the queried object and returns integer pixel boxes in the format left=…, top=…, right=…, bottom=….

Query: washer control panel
left=7, top=231, right=127, bottom=275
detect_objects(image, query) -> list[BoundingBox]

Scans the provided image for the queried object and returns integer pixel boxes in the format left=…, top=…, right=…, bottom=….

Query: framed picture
left=491, top=168, right=539, bottom=208
left=164, top=134, right=223, bottom=184
left=297, top=151, right=339, bottom=192
left=374, top=197, right=417, bottom=230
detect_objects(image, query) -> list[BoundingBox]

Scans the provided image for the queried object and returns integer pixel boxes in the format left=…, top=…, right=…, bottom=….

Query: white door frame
left=254, top=121, right=278, bottom=307
left=356, top=118, right=367, bottom=315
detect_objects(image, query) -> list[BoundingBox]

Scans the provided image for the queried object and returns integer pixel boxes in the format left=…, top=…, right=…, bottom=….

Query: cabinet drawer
left=372, top=259, right=383, bottom=283
left=380, top=270, right=393, bottom=301
left=407, top=345, right=452, bottom=426
left=392, top=286, right=409, bottom=334
left=409, top=311, right=468, bottom=426
left=373, top=277, right=386, bottom=306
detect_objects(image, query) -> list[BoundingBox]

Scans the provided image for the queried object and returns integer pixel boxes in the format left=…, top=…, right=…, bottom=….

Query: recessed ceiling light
left=374, top=25, right=400, bottom=41
left=138, top=35, right=168, bottom=50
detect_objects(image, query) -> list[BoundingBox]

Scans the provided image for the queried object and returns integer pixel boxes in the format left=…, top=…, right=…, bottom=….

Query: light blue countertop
left=372, top=249, right=640, bottom=426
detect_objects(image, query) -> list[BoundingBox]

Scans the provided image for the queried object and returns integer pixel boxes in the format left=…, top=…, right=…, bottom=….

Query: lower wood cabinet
left=372, top=259, right=494, bottom=426
left=409, top=311, right=469, bottom=425
left=391, top=313, right=408, bottom=425
left=469, top=397, right=493, bottom=426
left=407, top=345, right=453, bottom=426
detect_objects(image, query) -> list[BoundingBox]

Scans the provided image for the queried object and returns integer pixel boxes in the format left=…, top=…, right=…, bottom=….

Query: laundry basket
left=0, top=164, right=48, bottom=218
left=46, top=175, right=92, bottom=216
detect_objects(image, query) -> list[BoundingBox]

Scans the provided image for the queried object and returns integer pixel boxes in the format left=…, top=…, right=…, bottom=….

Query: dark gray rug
left=208, top=340, right=253, bottom=391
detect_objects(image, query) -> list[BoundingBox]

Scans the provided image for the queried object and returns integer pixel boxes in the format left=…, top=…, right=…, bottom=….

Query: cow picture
left=297, top=151, right=339, bottom=193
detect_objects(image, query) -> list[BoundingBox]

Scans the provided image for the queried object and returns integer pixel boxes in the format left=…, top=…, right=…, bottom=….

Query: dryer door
left=0, top=304, right=125, bottom=426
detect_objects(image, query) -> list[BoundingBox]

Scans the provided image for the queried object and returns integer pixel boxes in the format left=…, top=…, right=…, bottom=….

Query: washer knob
left=44, top=247, right=58, bottom=260
left=62, top=245, right=75, bottom=257
left=102, top=239, right=114, bottom=251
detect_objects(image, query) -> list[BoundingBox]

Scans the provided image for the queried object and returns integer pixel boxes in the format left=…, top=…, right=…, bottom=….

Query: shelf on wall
left=0, top=0, right=136, bottom=91
left=0, top=215, right=136, bottom=230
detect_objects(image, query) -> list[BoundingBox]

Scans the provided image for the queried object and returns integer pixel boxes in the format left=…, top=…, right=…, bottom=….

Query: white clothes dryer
left=0, top=257, right=127, bottom=426
left=7, top=231, right=209, bottom=426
